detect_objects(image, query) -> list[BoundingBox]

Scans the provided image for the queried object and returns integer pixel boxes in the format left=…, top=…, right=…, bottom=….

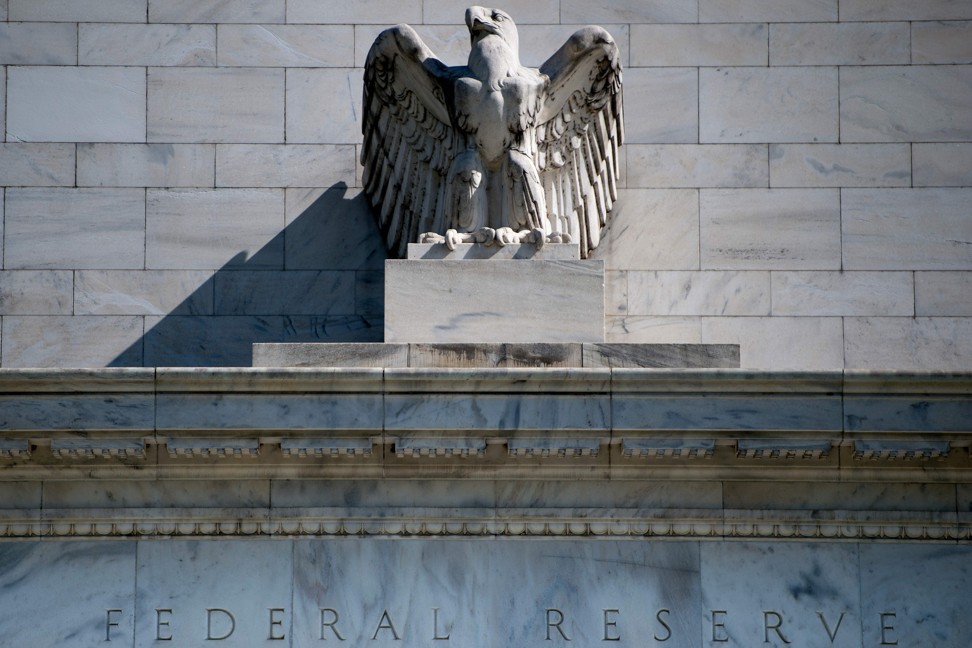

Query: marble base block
left=252, top=342, right=740, bottom=368
left=407, top=242, right=580, bottom=260
left=384, top=259, right=605, bottom=343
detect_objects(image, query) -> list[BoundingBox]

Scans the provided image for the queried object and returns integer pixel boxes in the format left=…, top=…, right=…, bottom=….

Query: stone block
left=79, top=24, right=216, bottom=66
left=915, top=272, right=972, bottom=316
left=6, top=67, right=145, bottom=143
left=0, top=393, right=154, bottom=430
left=627, top=271, right=770, bottom=316
left=4, top=188, right=145, bottom=269
left=913, top=21, right=972, bottom=64
left=770, top=22, right=909, bottom=65
left=495, top=479, right=723, bottom=508
left=631, top=24, right=766, bottom=66
left=285, top=315, right=384, bottom=345
left=627, top=144, right=768, bottom=188
left=583, top=343, right=739, bottom=368
left=9, top=0, right=146, bottom=21
left=356, top=270, right=384, bottom=315
left=148, top=68, right=284, bottom=144
left=0, top=68, right=5, bottom=143
left=605, top=316, right=702, bottom=343
left=913, top=143, right=972, bottom=187
left=384, top=260, right=605, bottom=343
left=286, top=69, right=362, bottom=144
left=623, top=68, right=697, bottom=143
left=841, top=0, right=972, bottom=20
left=0, top=143, right=75, bottom=186
left=144, top=315, right=283, bottom=366
left=0, top=482, right=41, bottom=507
left=561, top=0, right=697, bottom=23
left=43, top=479, right=271, bottom=508
left=840, top=66, right=972, bottom=142
left=75, top=270, right=214, bottom=316
left=146, top=189, right=284, bottom=270
left=700, top=67, right=838, bottom=143
left=0, top=543, right=136, bottom=648
left=77, top=143, right=215, bottom=188
left=518, top=24, right=630, bottom=68
left=771, top=271, right=914, bottom=316
left=218, top=25, right=353, bottom=67
left=253, top=343, right=409, bottom=368
left=844, top=317, right=972, bottom=369
left=842, top=189, right=972, bottom=270
left=0, top=270, right=73, bottom=315
left=216, top=144, right=356, bottom=187
left=592, top=189, right=699, bottom=271
left=292, top=541, right=700, bottom=648
left=605, top=270, right=626, bottom=315
left=284, top=186, right=387, bottom=271
left=426, top=0, right=559, bottom=24
left=860, top=545, right=972, bottom=646
left=700, top=189, right=841, bottom=270
left=701, top=316, right=844, bottom=369
left=214, top=270, right=356, bottom=315
left=0, top=22, right=76, bottom=64
left=135, top=541, right=291, bottom=647
left=724, top=481, right=958, bottom=512
left=1, top=316, right=143, bottom=367
left=149, top=0, right=284, bottom=22
left=769, top=143, right=910, bottom=187
left=700, top=543, right=859, bottom=648
left=287, top=0, right=422, bottom=23
left=157, top=392, right=383, bottom=431
left=355, top=24, right=467, bottom=67
left=407, top=243, right=580, bottom=260
left=614, top=391, right=841, bottom=431
left=700, top=0, right=837, bottom=21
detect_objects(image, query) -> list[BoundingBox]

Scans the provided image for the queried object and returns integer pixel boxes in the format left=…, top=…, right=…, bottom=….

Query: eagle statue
left=361, top=6, right=623, bottom=259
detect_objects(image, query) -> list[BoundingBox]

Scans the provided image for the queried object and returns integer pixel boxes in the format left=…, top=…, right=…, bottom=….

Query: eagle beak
left=465, top=6, right=495, bottom=35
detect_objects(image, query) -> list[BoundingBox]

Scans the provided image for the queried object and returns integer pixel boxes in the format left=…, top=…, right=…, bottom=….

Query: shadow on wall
left=109, top=183, right=388, bottom=367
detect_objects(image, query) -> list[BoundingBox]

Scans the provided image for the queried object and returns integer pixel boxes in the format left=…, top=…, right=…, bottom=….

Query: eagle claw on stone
left=361, top=6, right=623, bottom=259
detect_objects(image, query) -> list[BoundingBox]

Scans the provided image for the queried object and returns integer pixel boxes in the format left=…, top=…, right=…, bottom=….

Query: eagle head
left=465, top=6, right=519, bottom=54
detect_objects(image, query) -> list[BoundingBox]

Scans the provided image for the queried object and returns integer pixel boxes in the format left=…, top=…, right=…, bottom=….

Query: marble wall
left=0, top=2, right=970, bottom=368
left=1, top=538, right=969, bottom=647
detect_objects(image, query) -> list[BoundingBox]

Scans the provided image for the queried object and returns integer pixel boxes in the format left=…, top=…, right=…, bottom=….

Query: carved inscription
left=101, top=605, right=909, bottom=643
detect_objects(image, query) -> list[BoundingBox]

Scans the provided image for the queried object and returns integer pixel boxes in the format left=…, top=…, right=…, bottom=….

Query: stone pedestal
left=384, top=257, right=605, bottom=343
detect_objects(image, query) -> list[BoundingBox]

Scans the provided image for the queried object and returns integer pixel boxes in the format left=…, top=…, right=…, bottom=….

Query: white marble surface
left=3, top=539, right=967, bottom=647
left=0, top=143, right=75, bottom=187
left=0, top=542, right=136, bottom=647
left=7, top=67, right=145, bottom=143
left=135, top=540, right=292, bottom=647
left=631, top=23, right=766, bottom=66
left=701, top=542, right=861, bottom=648
left=79, top=23, right=216, bottom=66
left=77, top=144, right=215, bottom=188
left=770, top=22, right=909, bottom=65
left=148, top=68, right=284, bottom=144
left=385, top=260, right=604, bottom=344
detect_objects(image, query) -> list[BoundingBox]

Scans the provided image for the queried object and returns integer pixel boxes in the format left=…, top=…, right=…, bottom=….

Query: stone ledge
left=252, top=342, right=740, bottom=368
left=0, top=507, right=966, bottom=542
left=0, top=368, right=969, bottom=481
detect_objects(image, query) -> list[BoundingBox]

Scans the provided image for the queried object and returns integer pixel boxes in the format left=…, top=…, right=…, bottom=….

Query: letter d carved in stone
left=206, top=608, right=236, bottom=641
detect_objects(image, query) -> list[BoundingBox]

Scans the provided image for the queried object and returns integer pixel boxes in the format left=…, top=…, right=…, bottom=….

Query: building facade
left=1, top=2, right=971, bottom=646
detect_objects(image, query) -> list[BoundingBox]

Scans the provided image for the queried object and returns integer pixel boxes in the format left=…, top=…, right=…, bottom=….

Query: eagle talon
left=445, top=228, right=463, bottom=250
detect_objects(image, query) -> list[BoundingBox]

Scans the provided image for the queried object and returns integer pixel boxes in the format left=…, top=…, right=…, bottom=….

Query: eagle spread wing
left=361, top=25, right=462, bottom=258
left=537, top=27, right=624, bottom=258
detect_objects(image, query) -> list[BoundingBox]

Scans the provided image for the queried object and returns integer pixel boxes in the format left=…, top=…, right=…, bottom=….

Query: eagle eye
left=492, top=12, right=504, bottom=21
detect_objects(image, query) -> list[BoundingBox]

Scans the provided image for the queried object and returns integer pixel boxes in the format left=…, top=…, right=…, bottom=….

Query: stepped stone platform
left=252, top=342, right=740, bottom=368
